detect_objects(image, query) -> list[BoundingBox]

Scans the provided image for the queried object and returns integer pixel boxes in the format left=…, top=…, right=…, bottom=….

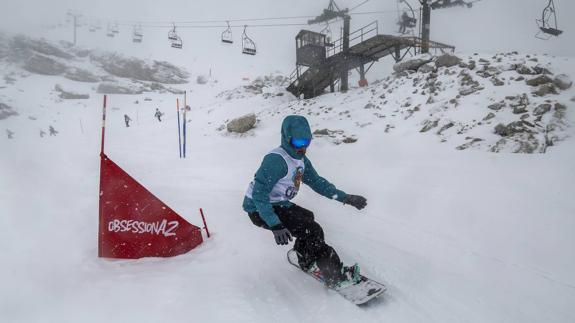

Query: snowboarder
left=242, top=115, right=368, bottom=289
left=155, top=108, right=164, bottom=122
left=124, top=114, right=132, bottom=127
left=49, top=126, right=58, bottom=136
left=6, top=129, right=14, bottom=139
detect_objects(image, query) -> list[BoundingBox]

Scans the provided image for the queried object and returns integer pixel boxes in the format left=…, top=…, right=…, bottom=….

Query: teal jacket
left=242, top=115, right=347, bottom=227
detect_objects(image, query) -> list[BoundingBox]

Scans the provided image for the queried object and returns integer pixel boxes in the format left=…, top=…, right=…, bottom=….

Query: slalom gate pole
left=199, top=208, right=210, bottom=238
left=100, top=95, right=107, bottom=155
left=183, top=91, right=187, bottom=158
left=177, top=98, right=182, bottom=158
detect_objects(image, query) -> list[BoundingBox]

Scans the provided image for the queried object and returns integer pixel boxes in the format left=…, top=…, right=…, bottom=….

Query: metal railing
left=327, top=21, right=379, bottom=58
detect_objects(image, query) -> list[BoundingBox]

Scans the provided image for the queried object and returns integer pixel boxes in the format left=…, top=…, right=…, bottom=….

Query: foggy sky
left=0, top=0, right=573, bottom=78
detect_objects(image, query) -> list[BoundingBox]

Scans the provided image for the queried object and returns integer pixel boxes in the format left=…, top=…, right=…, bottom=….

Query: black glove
left=271, top=224, right=292, bottom=245
left=343, top=194, right=367, bottom=210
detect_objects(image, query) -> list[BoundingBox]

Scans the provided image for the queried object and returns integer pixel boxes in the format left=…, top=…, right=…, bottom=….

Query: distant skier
left=6, top=129, right=14, bottom=139
left=49, top=126, right=58, bottom=136
left=40, top=130, right=46, bottom=138
left=242, top=115, right=368, bottom=289
left=124, top=114, right=132, bottom=127
left=155, top=108, right=164, bottom=122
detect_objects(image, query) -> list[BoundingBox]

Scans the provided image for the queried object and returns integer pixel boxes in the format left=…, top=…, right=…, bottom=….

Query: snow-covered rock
left=526, top=75, right=553, bottom=87
left=435, top=53, right=461, bottom=68
left=64, top=67, right=100, bottom=83
left=227, top=113, right=257, bottom=133
left=196, top=75, right=209, bottom=84
left=54, top=85, right=89, bottom=99
left=393, top=56, right=432, bottom=73
left=553, top=74, right=572, bottom=90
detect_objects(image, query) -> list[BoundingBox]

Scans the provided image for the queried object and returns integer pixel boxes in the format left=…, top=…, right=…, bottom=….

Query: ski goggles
left=290, top=137, right=311, bottom=149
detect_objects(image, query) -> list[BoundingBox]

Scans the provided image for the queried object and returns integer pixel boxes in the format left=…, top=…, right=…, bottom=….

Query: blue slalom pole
left=183, top=91, right=187, bottom=158
left=177, top=99, right=182, bottom=158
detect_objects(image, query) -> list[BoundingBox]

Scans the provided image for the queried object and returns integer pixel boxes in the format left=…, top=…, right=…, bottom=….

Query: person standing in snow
left=155, top=108, right=163, bottom=122
left=6, top=129, right=14, bottom=139
left=243, top=115, right=368, bottom=289
left=124, top=114, right=132, bottom=127
left=49, top=126, right=58, bottom=136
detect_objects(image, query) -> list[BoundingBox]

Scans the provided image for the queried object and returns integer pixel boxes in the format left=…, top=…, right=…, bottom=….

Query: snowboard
left=287, top=249, right=386, bottom=305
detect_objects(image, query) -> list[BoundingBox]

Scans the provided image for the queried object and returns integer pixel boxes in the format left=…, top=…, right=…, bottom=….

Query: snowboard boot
left=333, top=263, right=361, bottom=290
left=305, top=262, right=326, bottom=282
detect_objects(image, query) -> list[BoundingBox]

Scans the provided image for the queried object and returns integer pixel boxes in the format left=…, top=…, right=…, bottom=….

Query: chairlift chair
left=106, top=24, right=115, bottom=38
left=221, top=21, right=233, bottom=44
left=242, top=26, right=257, bottom=55
left=397, top=0, right=417, bottom=34
left=133, top=25, right=143, bottom=43
left=171, top=35, right=183, bottom=49
left=536, top=0, right=563, bottom=39
left=321, top=22, right=334, bottom=47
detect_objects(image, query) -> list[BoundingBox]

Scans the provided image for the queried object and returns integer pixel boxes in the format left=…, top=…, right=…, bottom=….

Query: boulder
left=533, top=103, right=552, bottom=116
left=196, top=75, right=209, bottom=84
left=418, top=63, right=436, bottom=73
left=459, top=87, right=482, bottom=96
left=488, top=102, right=505, bottom=111
left=526, top=75, right=553, bottom=87
left=420, top=119, right=439, bottom=133
left=483, top=112, right=496, bottom=121
left=435, top=53, right=461, bottom=68
left=516, top=64, right=537, bottom=75
left=553, top=74, right=572, bottom=90
left=23, top=54, right=67, bottom=75
left=513, top=106, right=528, bottom=114
left=494, top=121, right=532, bottom=137
left=0, top=102, right=18, bottom=120
left=64, top=67, right=100, bottom=83
left=393, top=57, right=432, bottom=73
left=533, top=84, right=557, bottom=97
left=227, top=113, right=257, bottom=133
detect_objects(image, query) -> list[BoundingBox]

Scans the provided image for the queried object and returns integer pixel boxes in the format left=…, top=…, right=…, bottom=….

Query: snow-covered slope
left=1, top=35, right=575, bottom=323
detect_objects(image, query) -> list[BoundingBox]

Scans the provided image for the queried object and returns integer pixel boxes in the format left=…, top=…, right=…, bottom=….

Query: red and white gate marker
left=98, top=95, right=207, bottom=259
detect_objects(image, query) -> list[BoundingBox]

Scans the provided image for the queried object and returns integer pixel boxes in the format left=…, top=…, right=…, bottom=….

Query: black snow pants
left=248, top=204, right=344, bottom=284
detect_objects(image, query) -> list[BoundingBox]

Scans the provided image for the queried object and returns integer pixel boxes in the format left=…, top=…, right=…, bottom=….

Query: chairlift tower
left=66, top=11, right=82, bottom=46
left=308, top=0, right=351, bottom=92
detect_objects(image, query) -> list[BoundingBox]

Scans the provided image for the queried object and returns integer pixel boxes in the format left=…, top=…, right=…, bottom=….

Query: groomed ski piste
left=2, top=1, right=575, bottom=322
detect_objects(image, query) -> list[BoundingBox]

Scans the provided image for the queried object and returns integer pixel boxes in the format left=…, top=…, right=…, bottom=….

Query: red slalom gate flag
left=98, top=154, right=203, bottom=259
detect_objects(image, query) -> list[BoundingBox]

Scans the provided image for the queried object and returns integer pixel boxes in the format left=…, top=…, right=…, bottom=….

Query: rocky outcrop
left=23, top=54, right=67, bottom=75
left=90, top=53, right=188, bottom=84
left=227, top=113, right=257, bottom=133
left=96, top=82, right=144, bottom=95
left=11, top=36, right=74, bottom=60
